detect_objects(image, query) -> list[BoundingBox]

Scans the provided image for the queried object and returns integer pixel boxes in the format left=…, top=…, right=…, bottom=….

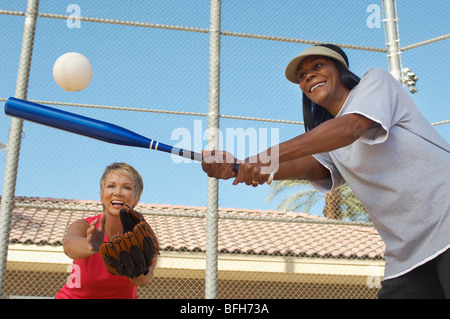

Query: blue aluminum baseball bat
left=4, top=97, right=240, bottom=170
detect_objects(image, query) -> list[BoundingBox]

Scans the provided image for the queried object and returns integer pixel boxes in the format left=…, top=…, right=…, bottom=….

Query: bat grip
left=180, top=149, right=240, bottom=172
left=168, top=146, right=276, bottom=183
left=230, top=163, right=274, bottom=184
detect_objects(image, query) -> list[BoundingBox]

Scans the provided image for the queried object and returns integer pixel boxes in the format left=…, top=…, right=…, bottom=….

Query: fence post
left=383, top=0, right=402, bottom=82
left=205, top=0, right=221, bottom=299
left=0, top=0, right=39, bottom=297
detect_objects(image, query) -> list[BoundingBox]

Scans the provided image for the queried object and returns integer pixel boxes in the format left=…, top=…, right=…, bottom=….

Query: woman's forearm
left=201, top=114, right=373, bottom=185
left=128, top=257, right=157, bottom=287
left=63, top=235, right=96, bottom=260
left=129, top=271, right=152, bottom=287
left=273, top=155, right=331, bottom=182
left=273, top=113, right=374, bottom=164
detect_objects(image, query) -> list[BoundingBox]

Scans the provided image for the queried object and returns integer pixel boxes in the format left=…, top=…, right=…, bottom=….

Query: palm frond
left=276, top=189, right=322, bottom=213
left=267, top=180, right=370, bottom=221
left=268, top=180, right=322, bottom=213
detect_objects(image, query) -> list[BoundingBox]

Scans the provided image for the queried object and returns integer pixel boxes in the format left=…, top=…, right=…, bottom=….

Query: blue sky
left=0, top=1, right=448, bottom=214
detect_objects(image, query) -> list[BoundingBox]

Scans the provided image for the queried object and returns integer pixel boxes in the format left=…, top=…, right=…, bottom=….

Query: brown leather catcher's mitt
left=100, top=206, right=159, bottom=278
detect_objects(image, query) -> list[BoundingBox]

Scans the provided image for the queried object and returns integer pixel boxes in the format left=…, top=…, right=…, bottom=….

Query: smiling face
left=297, top=55, right=350, bottom=116
left=100, top=172, right=139, bottom=215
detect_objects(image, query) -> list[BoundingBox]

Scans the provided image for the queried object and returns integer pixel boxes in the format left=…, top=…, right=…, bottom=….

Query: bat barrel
left=5, top=97, right=152, bottom=149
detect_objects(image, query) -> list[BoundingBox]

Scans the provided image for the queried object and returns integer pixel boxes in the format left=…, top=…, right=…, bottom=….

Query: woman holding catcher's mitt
left=56, top=162, right=159, bottom=299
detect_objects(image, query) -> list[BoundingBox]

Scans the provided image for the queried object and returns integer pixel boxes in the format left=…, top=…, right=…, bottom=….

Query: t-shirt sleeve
left=310, top=152, right=346, bottom=193
left=340, top=68, right=403, bottom=145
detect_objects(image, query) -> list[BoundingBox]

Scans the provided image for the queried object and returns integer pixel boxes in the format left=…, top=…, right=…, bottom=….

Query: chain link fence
left=0, top=0, right=448, bottom=299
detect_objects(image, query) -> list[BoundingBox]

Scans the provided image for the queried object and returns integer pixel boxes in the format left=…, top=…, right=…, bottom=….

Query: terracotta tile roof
left=7, top=197, right=385, bottom=260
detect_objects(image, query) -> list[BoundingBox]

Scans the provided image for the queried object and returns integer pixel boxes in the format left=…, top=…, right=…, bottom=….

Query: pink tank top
left=56, top=214, right=137, bottom=299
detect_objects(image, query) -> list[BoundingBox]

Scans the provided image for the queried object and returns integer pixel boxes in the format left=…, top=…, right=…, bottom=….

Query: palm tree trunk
left=323, top=188, right=342, bottom=219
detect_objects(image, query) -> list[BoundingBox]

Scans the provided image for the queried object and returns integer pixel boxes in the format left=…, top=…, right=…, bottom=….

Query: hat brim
left=285, top=46, right=349, bottom=84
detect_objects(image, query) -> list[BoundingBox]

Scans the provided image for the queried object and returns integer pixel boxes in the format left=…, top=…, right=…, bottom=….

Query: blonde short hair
left=100, top=162, right=144, bottom=203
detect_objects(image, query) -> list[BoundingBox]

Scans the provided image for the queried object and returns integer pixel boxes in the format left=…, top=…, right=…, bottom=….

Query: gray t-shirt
left=311, top=68, right=450, bottom=279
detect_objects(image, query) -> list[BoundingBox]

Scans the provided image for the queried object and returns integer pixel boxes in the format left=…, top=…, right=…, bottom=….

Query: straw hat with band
left=285, top=45, right=349, bottom=84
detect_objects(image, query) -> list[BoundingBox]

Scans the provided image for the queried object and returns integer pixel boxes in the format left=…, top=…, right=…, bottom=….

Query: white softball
left=53, top=52, right=93, bottom=92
